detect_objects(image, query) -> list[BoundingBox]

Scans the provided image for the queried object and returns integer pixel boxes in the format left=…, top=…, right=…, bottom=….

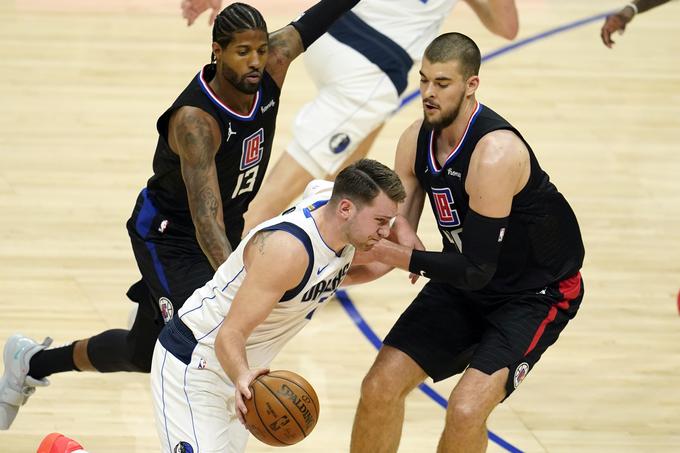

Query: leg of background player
left=243, top=125, right=384, bottom=233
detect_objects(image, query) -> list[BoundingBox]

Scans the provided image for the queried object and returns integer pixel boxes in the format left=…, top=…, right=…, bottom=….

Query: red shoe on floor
left=36, top=433, right=89, bottom=453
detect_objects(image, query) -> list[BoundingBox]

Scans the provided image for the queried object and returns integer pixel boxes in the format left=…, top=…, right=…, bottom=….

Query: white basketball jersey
left=177, top=190, right=354, bottom=369
left=352, top=0, right=459, bottom=60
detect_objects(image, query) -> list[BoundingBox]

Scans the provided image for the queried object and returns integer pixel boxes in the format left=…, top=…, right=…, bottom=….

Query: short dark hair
left=211, top=3, right=268, bottom=62
left=331, top=159, right=406, bottom=207
left=424, top=32, right=481, bottom=80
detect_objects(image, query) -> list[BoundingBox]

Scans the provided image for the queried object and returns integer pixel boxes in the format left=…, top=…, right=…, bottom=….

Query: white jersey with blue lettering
left=177, top=192, right=354, bottom=370
left=353, top=0, right=459, bottom=60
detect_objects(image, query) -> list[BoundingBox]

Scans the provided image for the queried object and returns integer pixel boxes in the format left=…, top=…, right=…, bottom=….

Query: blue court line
left=339, top=11, right=613, bottom=452
left=397, top=11, right=613, bottom=110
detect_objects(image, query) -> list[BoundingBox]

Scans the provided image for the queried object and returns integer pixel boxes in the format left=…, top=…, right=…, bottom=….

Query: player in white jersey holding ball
left=183, top=1, right=519, bottom=231
left=151, top=159, right=408, bottom=453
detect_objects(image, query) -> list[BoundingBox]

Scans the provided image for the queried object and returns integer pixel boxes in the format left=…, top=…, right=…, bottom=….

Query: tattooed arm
left=264, top=26, right=304, bottom=88
left=168, top=105, right=231, bottom=270
left=215, top=229, right=308, bottom=423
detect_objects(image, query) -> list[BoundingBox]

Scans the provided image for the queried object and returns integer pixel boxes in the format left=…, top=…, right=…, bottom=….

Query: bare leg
left=73, top=339, right=96, bottom=371
left=350, top=346, right=427, bottom=453
left=437, top=368, right=508, bottom=453
left=244, top=124, right=385, bottom=232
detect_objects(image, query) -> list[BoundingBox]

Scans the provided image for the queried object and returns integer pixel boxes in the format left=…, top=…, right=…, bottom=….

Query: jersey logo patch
left=159, top=297, right=174, bottom=324
left=240, top=128, right=264, bottom=170
left=513, top=362, right=530, bottom=388
left=226, top=122, right=237, bottom=142
left=431, top=187, right=461, bottom=227
left=174, top=441, right=194, bottom=453
left=329, top=132, right=351, bottom=154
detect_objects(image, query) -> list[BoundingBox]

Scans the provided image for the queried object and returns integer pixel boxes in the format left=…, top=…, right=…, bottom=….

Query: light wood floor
left=1, top=0, right=679, bottom=452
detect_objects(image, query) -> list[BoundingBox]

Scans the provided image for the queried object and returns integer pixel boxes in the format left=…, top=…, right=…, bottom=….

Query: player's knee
left=88, top=328, right=153, bottom=373
left=445, top=396, right=484, bottom=430
left=359, top=368, right=408, bottom=405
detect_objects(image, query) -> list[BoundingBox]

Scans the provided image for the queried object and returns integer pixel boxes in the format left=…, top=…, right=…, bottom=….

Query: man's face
left=214, top=29, right=268, bottom=95
left=344, top=192, right=398, bottom=252
left=419, top=58, right=471, bottom=130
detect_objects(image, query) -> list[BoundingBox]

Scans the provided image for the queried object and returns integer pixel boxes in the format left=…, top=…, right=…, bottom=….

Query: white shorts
left=151, top=340, right=248, bottom=453
left=288, top=33, right=404, bottom=178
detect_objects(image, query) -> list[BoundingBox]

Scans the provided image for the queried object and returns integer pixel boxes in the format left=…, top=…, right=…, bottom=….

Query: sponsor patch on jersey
left=240, top=128, right=264, bottom=170
left=513, top=362, right=530, bottom=388
left=174, top=441, right=194, bottom=453
left=431, top=187, right=461, bottom=227
left=329, top=132, right=351, bottom=154
left=159, top=297, right=174, bottom=324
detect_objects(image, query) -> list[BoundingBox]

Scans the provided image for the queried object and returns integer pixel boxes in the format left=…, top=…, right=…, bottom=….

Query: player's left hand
left=600, top=9, right=634, bottom=48
left=234, top=367, right=269, bottom=425
left=181, top=0, right=223, bottom=26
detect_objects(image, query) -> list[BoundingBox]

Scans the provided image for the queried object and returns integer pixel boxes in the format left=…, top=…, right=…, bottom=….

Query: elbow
left=464, top=264, right=496, bottom=291
left=497, top=24, right=519, bottom=40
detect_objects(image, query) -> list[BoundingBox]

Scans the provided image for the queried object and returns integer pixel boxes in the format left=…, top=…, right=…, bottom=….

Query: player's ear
left=212, top=42, right=223, bottom=60
left=337, top=198, right=355, bottom=220
left=466, top=75, right=479, bottom=96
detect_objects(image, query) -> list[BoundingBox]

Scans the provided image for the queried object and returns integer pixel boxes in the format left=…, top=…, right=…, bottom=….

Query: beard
left=422, top=91, right=465, bottom=131
left=221, top=61, right=261, bottom=95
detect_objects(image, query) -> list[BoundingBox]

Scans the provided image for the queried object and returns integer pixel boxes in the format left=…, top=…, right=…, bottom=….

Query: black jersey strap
left=408, top=210, right=508, bottom=291
left=290, top=0, right=360, bottom=50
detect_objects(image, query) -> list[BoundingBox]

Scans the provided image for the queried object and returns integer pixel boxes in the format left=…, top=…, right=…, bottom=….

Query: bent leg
left=437, top=367, right=507, bottom=453
left=350, top=345, right=427, bottom=453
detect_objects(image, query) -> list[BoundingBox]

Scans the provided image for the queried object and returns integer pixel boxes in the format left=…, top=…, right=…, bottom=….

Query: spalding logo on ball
left=244, top=370, right=320, bottom=446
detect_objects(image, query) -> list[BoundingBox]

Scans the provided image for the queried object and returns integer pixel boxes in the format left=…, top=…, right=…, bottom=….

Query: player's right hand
left=181, top=0, right=223, bottom=26
left=235, top=368, right=269, bottom=425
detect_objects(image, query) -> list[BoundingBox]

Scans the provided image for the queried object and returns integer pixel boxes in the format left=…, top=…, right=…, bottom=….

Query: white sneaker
left=0, top=334, right=52, bottom=430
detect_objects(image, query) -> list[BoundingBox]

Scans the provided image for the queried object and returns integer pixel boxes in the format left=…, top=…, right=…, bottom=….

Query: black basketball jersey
left=414, top=102, right=584, bottom=293
left=145, top=64, right=280, bottom=249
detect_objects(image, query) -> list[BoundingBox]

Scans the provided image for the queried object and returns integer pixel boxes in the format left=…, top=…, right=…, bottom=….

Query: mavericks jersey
left=145, top=64, right=280, bottom=249
left=175, top=194, right=355, bottom=371
left=414, top=103, right=585, bottom=293
left=352, top=0, right=458, bottom=61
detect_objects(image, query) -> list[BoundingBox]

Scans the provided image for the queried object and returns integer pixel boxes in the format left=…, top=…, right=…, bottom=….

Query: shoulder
left=169, top=105, right=220, bottom=134
left=246, top=228, right=310, bottom=266
left=396, top=119, right=424, bottom=155
left=473, top=129, right=528, bottom=167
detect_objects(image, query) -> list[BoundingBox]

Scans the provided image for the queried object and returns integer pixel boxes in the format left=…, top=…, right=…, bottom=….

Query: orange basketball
left=243, top=370, right=320, bottom=447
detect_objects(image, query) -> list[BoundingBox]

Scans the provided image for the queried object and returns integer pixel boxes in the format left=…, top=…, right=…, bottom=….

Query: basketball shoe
left=37, top=433, right=89, bottom=453
left=0, top=334, right=52, bottom=429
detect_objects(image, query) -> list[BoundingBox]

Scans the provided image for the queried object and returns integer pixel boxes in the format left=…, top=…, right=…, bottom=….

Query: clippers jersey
left=175, top=195, right=355, bottom=370
left=352, top=0, right=458, bottom=60
left=414, top=103, right=584, bottom=293
left=146, top=64, right=280, bottom=249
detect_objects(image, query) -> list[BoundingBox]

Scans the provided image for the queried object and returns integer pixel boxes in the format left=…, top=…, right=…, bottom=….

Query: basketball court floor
left=1, top=0, right=679, bottom=451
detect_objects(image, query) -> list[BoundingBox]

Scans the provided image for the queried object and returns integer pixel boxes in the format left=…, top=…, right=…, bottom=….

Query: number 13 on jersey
left=232, top=128, right=264, bottom=199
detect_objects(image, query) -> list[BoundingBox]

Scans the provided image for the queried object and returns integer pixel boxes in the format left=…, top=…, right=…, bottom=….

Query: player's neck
left=439, top=97, right=478, bottom=149
left=209, top=76, right=257, bottom=115
left=311, top=207, right=346, bottom=255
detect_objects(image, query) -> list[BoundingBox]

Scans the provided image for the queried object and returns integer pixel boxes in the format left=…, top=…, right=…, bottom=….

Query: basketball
left=243, top=370, right=320, bottom=447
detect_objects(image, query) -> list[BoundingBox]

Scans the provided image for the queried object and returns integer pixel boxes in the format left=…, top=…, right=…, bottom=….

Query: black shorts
left=126, top=189, right=215, bottom=327
left=383, top=272, right=583, bottom=397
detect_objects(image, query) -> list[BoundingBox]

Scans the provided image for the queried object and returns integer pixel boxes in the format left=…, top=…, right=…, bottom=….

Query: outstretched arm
left=168, top=106, right=231, bottom=270
left=181, top=0, right=222, bottom=26
left=463, top=0, right=519, bottom=40
left=601, top=0, right=672, bottom=48
left=265, top=0, right=360, bottom=87
left=214, top=230, right=308, bottom=424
